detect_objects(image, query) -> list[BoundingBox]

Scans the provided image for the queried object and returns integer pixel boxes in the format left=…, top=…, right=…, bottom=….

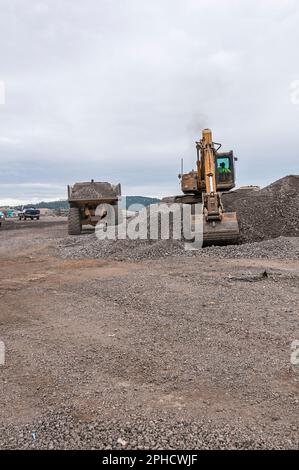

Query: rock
left=117, top=437, right=128, bottom=447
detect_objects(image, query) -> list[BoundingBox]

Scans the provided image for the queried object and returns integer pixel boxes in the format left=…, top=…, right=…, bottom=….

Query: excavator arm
left=198, top=129, right=239, bottom=244
left=198, top=128, right=223, bottom=221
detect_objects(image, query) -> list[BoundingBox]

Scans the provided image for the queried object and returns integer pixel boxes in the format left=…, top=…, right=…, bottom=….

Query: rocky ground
left=0, top=218, right=298, bottom=449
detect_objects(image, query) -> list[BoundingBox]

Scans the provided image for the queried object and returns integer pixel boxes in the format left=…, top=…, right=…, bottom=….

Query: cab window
left=217, top=157, right=231, bottom=174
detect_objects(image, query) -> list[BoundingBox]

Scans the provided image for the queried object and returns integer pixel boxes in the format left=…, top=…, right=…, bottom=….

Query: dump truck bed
left=68, top=182, right=121, bottom=204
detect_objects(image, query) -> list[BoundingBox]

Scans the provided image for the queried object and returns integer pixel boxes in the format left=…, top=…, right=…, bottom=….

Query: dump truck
left=67, top=180, right=121, bottom=235
left=175, top=128, right=240, bottom=245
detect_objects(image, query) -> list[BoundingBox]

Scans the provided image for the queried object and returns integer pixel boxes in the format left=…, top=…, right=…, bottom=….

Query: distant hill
left=15, top=196, right=161, bottom=211
left=32, top=200, right=69, bottom=210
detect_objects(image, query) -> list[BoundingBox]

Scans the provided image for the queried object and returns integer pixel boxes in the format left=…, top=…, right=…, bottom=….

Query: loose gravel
left=1, top=410, right=297, bottom=450
left=58, top=235, right=298, bottom=261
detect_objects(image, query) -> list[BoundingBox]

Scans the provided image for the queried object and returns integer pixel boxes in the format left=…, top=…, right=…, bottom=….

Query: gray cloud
left=0, top=0, right=298, bottom=204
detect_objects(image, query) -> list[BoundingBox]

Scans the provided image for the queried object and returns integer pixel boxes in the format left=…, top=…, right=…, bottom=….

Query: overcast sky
left=0, top=0, right=298, bottom=205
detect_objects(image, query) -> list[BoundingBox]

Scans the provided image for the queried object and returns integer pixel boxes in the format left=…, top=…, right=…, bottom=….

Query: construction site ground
left=0, top=218, right=298, bottom=449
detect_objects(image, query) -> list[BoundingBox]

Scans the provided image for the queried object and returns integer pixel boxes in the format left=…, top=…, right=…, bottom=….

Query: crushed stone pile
left=222, top=175, right=299, bottom=243
left=58, top=235, right=298, bottom=261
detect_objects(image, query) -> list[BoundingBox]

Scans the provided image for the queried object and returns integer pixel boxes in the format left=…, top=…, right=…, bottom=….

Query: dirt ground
left=0, top=218, right=298, bottom=449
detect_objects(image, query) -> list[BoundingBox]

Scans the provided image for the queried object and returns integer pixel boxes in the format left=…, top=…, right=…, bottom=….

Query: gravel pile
left=198, top=236, right=299, bottom=260
left=58, top=235, right=298, bottom=261
left=58, top=235, right=184, bottom=261
left=222, top=175, right=299, bottom=243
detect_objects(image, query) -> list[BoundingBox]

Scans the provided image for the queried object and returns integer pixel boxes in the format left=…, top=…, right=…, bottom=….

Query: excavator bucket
left=203, top=211, right=240, bottom=245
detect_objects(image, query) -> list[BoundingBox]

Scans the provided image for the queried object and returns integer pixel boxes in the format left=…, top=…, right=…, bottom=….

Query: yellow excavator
left=175, top=128, right=239, bottom=244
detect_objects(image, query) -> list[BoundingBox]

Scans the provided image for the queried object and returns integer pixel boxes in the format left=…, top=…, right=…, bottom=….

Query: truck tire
left=68, top=207, right=81, bottom=235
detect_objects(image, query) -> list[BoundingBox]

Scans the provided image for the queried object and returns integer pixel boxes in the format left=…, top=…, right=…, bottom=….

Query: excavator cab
left=216, top=151, right=236, bottom=191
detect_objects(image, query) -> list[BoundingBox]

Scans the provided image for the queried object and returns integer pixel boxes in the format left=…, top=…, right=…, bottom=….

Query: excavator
left=175, top=128, right=239, bottom=245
